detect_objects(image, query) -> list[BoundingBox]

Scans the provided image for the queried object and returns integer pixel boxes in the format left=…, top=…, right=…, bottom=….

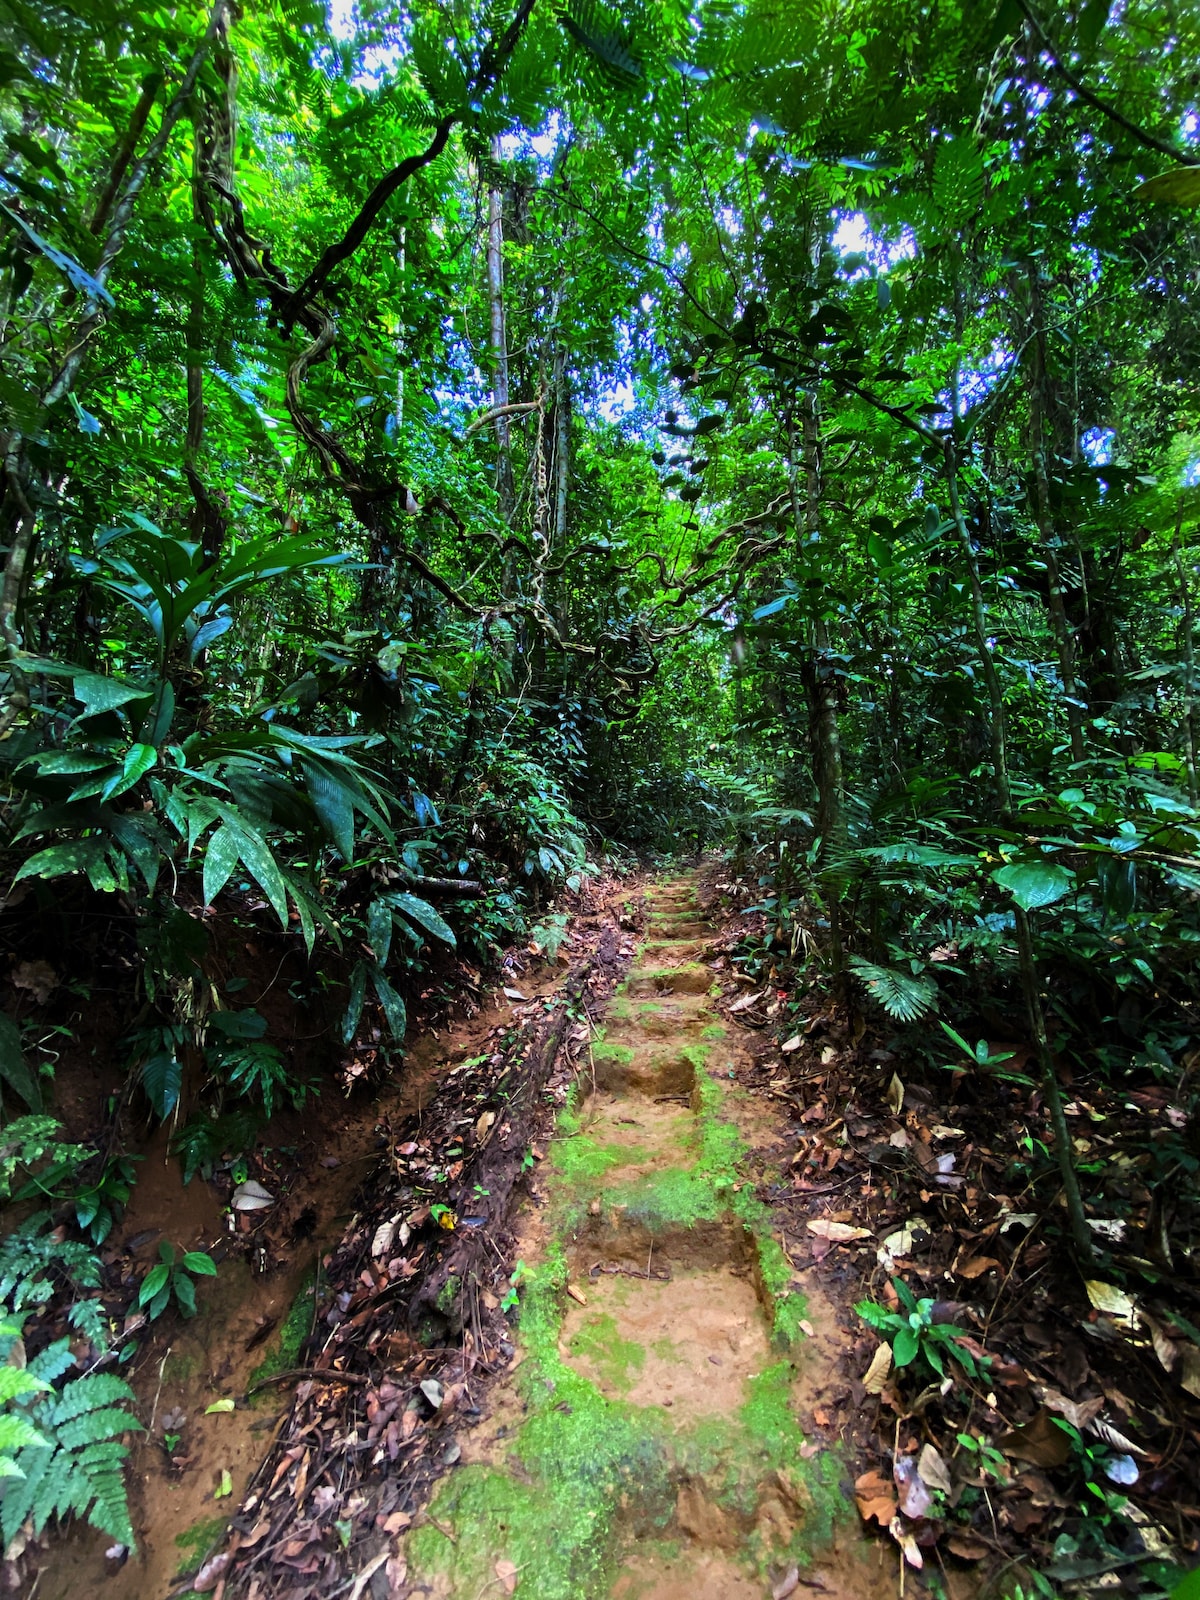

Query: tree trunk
left=487, top=140, right=515, bottom=536
left=1026, top=263, right=1085, bottom=765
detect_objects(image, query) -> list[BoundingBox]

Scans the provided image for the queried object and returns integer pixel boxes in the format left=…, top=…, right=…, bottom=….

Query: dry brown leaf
left=1180, top=1347, right=1200, bottom=1399
left=1040, top=1388, right=1105, bottom=1431
left=566, top=1283, right=587, bottom=1306
left=781, top=1034, right=802, bottom=1053
left=917, top=1443, right=952, bottom=1495
left=946, top=1534, right=988, bottom=1561
left=888, top=1516, right=923, bottom=1569
left=494, top=1558, right=518, bottom=1594
left=956, top=1256, right=1000, bottom=1280
left=807, top=1219, right=871, bottom=1242
left=1141, top=1314, right=1179, bottom=1373
left=1088, top=1417, right=1145, bottom=1456
left=886, top=1072, right=905, bottom=1116
left=191, top=1553, right=231, bottom=1593
left=853, top=1469, right=896, bottom=1525
left=772, top=1565, right=800, bottom=1599
left=11, top=960, right=57, bottom=1004
left=862, top=1342, right=893, bottom=1395
left=1084, top=1280, right=1137, bottom=1325
left=996, top=1408, right=1072, bottom=1468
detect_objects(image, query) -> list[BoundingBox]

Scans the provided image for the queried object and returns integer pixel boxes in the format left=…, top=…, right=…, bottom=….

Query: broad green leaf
left=181, top=1251, right=217, bottom=1276
left=137, top=1263, right=170, bottom=1307
left=0, top=1013, right=40, bottom=1111
left=367, top=899, right=393, bottom=965
left=371, top=968, right=407, bottom=1041
left=202, top=824, right=241, bottom=907
left=13, top=839, right=107, bottom=883
left=225, top=820, right=289, bottom=927
left=1133, top=167, right=1200, bottom=206
left=100, top=742, right=157, bottom=801
left=303, top=759, right=355, bottom=861
left=140, top=1050, right=181, bottom=1119
left=991, top=860, right=1074, bottom=911
left=342, top=963, right=367, bottom=1046
left=71, top=672, right=152, bottom=719
left=385, top=892, right=456, bottom=947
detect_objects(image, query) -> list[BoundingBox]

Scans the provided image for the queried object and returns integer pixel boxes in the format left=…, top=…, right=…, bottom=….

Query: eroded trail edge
left=403, top=876, right=883, bottom=1600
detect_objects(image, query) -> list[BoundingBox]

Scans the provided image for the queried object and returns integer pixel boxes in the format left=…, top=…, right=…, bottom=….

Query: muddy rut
left=402, top=877, right=888, bottom=1600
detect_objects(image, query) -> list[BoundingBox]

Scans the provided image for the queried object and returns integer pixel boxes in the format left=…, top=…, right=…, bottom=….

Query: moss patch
left=249, top=1274, right=314, bottom=1393
left=568, top=1311, right=645, bottom=1393
left=173, top=1514, right=229, bottom=1579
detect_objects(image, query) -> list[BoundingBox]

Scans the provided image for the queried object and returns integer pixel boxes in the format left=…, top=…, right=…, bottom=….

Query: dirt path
left=401, top=877, right=889, bottom=1600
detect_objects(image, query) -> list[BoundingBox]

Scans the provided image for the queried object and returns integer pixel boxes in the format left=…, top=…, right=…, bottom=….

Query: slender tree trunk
left=1174, top=512, right=1199, bottom=808
left=787, top=400, right=846, bottom=975
left=945, top=437, right=1095, bottom=1267
left=487, top=140, right=515, bottom=536
left=1027, top=263, right=1085, bottom=765
left=551, top=340, right=570, bottom=640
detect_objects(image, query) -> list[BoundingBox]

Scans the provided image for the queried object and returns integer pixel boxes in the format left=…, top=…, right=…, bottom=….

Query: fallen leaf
left=1084, top=1280, right=1137, bottom=1325
left=1040, top=1388, right=1104, bottom=1431
left=996, top=1409, right=1072, bottom=1468
left=475, top=1110, right=496, bottom=1142
left=1086, top=1219, right=1127, bottom=1242
left=1180, top=1347, right=1200, bottom=1398
left=798, top=1319, right=815, bottom=1338
left=11, top=960, right=58, bottom=1004
left=214, top=1467, right=233, bottom=1499
left=889, top=1515, right=923, bottom=1569
left=894, top=1456, right=932, bottom=1519
left=372, top=1218, right=398, bottom=1258
left=205, top=1397, right=236, bottom=1414
left=502, top=987, right=528, bottom=1001
left=420, top=1379, right=443, bottom=1409
left=494, top=1558, right=518, bottom=1594
left=232, top=1179, right=274, bottom=1211
left=917, top=1444, right=952, bottom=1495
left=862, top=1342, right=892, bottom=1395
left=807, top=1219, right=870, bottom=1242
left=772, top=1565, right=800, bottom=1599
left=877, top=1223, right=914, bottom=1266
left=947, top=1534, right=988, bottom=1561
left=781, top=1035, right=802, bottom=1053
left=930, top=1125, right=966, bottom=1140
left=1141, top=1314, right=1179, bottom=1373
left=854, top=1469, right=896, bottom=1525
left=886, top=1073, right=905, bottom=1116
left=729, top=988, right=766, bottom=1013
left=957, top=1256, right=1000, bottom=1280
left=1089, top=1417, right=1145, bottom=1456
left=191, top=1552, right=231, bottom=1593
left=566, top=1283, right=587, bottom=1306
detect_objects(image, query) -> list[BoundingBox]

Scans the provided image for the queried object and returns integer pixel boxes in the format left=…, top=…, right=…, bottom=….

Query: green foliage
left=137, top=1242, right=218, bottom=1322
left=846, top=957, right=938, bottom=1022
left=0, top=1325, right=141, bottom=1553
left=856, top=1279, right=987, bottom=1381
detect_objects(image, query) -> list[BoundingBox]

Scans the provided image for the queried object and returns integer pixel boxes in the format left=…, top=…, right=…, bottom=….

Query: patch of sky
left=327, top=0, right=400, bottom=85
left=831, top=212, right=916, bottom=279
left=1082, top=427, right=1115, bottom=466
left=1183, top=456, right=1200, bottom=488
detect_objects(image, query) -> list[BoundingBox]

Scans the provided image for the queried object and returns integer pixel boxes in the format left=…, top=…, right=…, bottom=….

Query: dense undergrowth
left=3, top=0, right=1200, bottom=1593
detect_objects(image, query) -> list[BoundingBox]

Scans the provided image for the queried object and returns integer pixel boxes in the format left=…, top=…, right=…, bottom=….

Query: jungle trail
left=4, top=2, right=1200, bottom=1598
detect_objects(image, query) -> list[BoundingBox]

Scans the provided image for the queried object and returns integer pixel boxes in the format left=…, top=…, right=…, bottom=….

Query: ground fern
left=0, top=1333, right=140, bottom=1552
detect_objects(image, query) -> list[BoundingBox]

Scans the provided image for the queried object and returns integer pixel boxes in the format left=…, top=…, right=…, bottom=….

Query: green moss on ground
left=568, top=1310, right=646, bottom=1393
left=174, top=1514, right=229, bottom=1580
left=248, top=1274, right=315, bottom=1394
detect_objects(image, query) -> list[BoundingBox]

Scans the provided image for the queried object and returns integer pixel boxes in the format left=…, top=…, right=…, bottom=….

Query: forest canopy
left=4, top=0, right=1200, bottom=1583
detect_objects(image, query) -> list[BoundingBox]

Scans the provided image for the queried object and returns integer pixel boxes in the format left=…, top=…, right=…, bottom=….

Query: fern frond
left=847, top=957, right=938, bottom=1022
